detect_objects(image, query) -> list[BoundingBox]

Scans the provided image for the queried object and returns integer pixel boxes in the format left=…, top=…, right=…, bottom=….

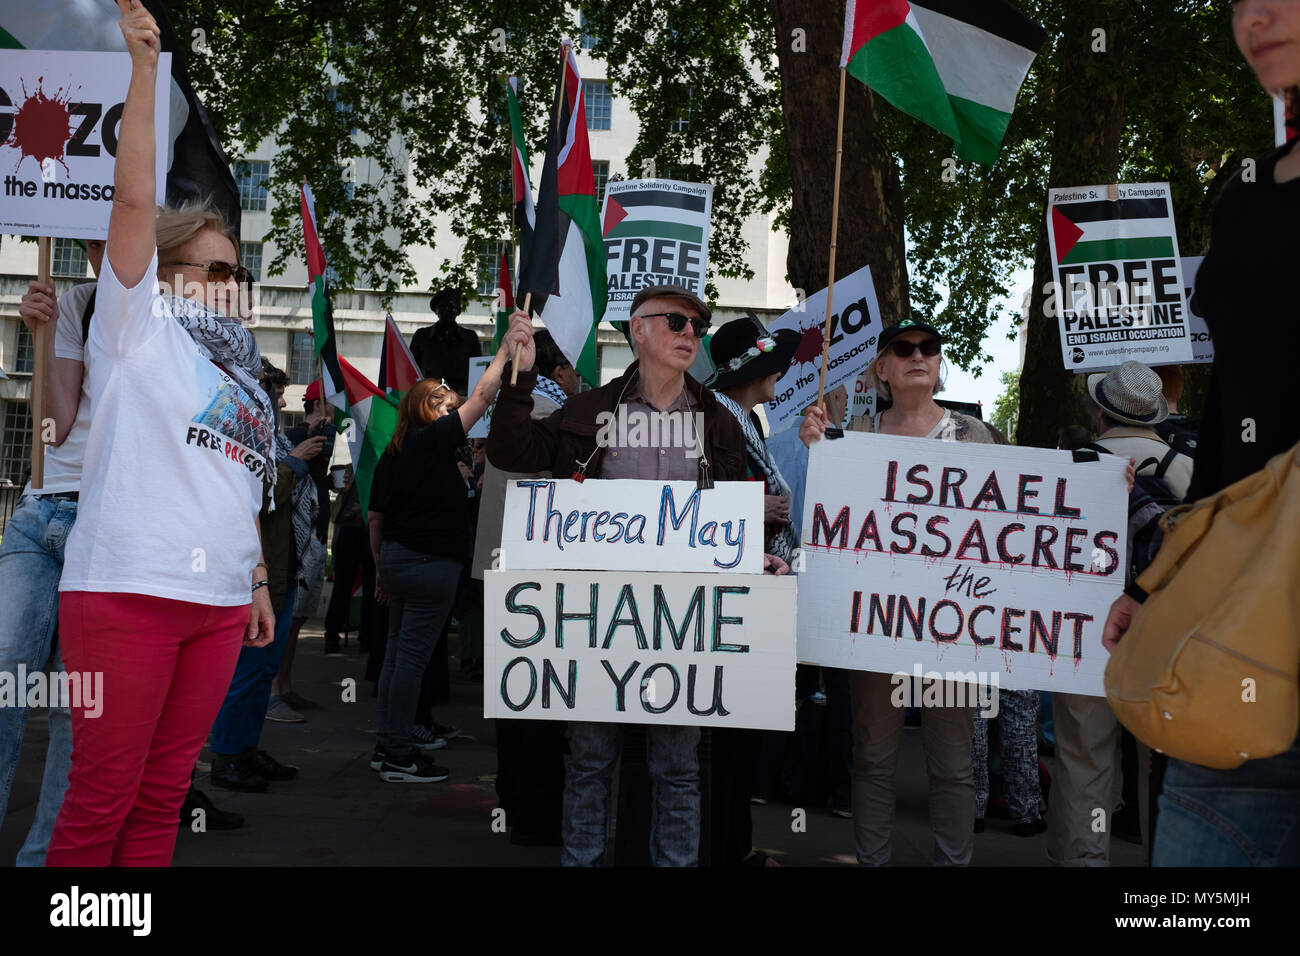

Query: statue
left=409, top=288, right=482, bottom=395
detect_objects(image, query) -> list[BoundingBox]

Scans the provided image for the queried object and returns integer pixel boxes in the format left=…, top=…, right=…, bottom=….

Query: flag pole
left=30, top=236, right=52, bottom=489
left=512, top=42, right=569, bottom=387
left=816, top=67, right=848, bottom=411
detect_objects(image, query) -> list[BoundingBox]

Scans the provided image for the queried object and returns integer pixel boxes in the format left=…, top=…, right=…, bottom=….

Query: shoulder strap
left=80, top=288, right=97, bottom=344
left=1081, top=441, right=1112, bottom=456
left=1154, top=446, right=1180, bottom=479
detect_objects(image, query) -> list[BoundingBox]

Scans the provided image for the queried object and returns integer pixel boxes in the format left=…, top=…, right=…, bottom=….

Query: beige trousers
left=849, top=670, right=975, bottom=866
left=1046, top=692, right=1118, bottom=865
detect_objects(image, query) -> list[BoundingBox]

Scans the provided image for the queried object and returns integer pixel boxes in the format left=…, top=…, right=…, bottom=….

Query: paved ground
left=1, top=619, right=1144, bottom=868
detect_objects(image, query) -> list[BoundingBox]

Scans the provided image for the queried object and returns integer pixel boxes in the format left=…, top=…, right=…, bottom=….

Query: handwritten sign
left=499, top=479, right=763, bottom=573
left=0, top=50, right=170, bottom=240
left=796, top=433, right=1127, bottom=696
left=466, top=355, right=494, bottom=438
left=484, top=569, right=796, bottom=729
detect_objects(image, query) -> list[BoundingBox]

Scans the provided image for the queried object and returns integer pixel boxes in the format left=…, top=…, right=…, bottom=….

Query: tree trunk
left=771, top=0, right=909, bottom=325
left=1015, top=1, right=1134, bottom=448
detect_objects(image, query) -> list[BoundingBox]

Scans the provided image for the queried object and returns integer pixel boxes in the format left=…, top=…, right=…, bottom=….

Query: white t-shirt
left=59, top=252, right=270, bottom=606
left=25, top=282, right=95, bottom=496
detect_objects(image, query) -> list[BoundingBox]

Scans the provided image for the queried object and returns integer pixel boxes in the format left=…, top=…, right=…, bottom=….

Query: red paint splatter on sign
left=4, top=76, right=75, bottom=176
left=792, top=320, right=825, bottom=369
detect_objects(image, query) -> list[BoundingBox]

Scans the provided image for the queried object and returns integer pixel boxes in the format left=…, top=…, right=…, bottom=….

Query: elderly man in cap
left=1052, top=361, right=1194, bottom=865
left=491, top=284, right=764, bottom=866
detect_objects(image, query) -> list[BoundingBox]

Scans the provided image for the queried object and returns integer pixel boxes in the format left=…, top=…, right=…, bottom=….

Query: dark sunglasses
left=886, top=338, right=942, bottom=359
left=163, top=260, right=255, bottom=286
left=640, top=312, right=711, bottom=338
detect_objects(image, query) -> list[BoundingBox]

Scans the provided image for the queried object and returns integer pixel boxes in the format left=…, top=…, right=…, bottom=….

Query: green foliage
left=989, top=369, right=1022, bottom=441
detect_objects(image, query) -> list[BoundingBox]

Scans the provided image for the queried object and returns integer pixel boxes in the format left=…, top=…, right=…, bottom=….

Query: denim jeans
left=562, top=721, right=701, bottom=867
left=376, top=541, right=461, bottom=759
left=0, top=494, right=77, bottom=866
left=209, top=589, right=296, bottom=754
left=1152, top=738, right=1300, bottom=866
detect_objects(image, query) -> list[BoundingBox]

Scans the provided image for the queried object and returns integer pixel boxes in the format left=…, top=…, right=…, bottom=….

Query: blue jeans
left=209, top=589, right=297, bottom=754
left=1153, top=738, right=1300, bottom=866
left=0, top=494, right=77, bottom=866
left=376, top=541, right=461, bottom=759
left=562, top=722, right=701, bottom=867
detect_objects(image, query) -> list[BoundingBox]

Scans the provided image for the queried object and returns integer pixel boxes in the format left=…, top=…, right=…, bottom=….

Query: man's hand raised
left=501, top=309, right=535, bottom=373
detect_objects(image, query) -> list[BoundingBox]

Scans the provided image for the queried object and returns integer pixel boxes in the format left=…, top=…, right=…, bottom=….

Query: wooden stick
left=30, top=236, right=52, bottom=490
left=509, top=292, right=533, bottom=385
left=817, top=67, right=848, bottom=410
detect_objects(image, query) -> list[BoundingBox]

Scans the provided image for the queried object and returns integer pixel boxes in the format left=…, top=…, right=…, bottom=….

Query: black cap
left=877, top=318, right=943, bottom=352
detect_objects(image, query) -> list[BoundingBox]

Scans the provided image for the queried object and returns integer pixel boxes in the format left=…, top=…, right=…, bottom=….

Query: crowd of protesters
left=0, top=0, right=1296, bottom=869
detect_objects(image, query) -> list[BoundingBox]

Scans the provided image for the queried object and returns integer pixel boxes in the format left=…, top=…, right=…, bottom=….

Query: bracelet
left=251, top=580, right=270, bottom=593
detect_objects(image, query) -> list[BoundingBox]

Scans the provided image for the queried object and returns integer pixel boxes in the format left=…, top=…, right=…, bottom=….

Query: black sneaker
left=369, top=746, right=387, bottom=771
left=178, top=786, right=244, bottom=830
left=244, top=750, right=298, bottom=781
left=430, top=722, right=462, bottom=741
left=324, top=635, right=343, bottom=656
left=379, top=753, right=449, bottom=783
left=1013, top=818, right=1047, bottom=837
left=210, top=759, right=268, bottom=793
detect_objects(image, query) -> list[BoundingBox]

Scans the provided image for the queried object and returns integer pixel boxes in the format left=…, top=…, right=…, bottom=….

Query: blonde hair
left=388, top=378, right=461, bottom=454
left=155, top=202, right=239, bottom=263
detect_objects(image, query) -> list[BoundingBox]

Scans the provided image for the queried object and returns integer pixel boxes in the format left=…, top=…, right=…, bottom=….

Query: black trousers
left=495, top=719, right=566, bottom=837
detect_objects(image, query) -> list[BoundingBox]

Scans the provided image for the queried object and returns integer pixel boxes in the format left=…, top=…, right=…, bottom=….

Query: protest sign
left=796, top=432, right=1128, bottom=696
left=466, top=355, right=494, bottom=438
left=499, top=479, right=763, bottom=573
left=850, top=373, right=877, bottom=423
left=763, top=264, right=882, bottom=435
left=1047, top=183, right=1195, bottom=371
left=1179, top=256, right=1213, bottom=366
left=600, top=178, right=713, bottom=324
left=484, top=569, right=796, bottom=730
left=0, top=50, right=170, bottom=240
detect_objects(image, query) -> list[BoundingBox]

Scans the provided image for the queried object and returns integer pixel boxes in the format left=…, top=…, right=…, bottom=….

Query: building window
left=289, top=331, right=316, bottom=385
left=240, top=241, right=264, bottom=282
left=51, top=238, right=89, bottom=277
left=327, top=85, right=358, bottom=136
left=0, top=401, right=33, bottom=486
left=583, top=80, right=611, bottom=131
left=670, top=86, right=696, bottom=133
left=236, top=159, right=270, bottom=212
left=579, top=11, right=598, bottom=49
left=14, top=324, right=34, bottom=374
left=476, top=240, right=511, bottom=296
left=280, top=411, right=306, bottom=433
left=593, top=161, right=610, bottom=205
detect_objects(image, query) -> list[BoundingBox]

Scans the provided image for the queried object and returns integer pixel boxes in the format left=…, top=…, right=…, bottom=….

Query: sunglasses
left=640, top=312, right=711, bottom=339
left=886, top=338, right=942, bottom=359
left=163, top=260, right=255, bottom=286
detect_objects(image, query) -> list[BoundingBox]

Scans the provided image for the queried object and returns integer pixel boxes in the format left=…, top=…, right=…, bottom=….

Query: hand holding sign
left=799, top=404, right=830, bottom=448
left=18, top=282, right=57, bottom=335
left=501, top=309, right=535, bottom=373
left=117, top=0, right=161, bottom=69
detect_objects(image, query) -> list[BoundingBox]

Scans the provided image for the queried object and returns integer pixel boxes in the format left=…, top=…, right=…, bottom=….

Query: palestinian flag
left=378, top=312, right=421, bottom=396
left=1050, top=196, right=1175, bottom=267
left=493, top=251, right=514, bottom=352
left=300, top=184, right=346, bottom=411
left=0, top=0, right=241, bottom=230
left=336, top=355, right=398, bottom=517
left=506, top=76, right=536, bottom=246
left=517, top=45, right=606, bottom=386
left=841, top=0, right=1045, bottom=166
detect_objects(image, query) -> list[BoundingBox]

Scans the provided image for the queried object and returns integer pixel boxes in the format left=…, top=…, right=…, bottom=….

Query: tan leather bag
left=1105, top=443, right=1300, bottom=769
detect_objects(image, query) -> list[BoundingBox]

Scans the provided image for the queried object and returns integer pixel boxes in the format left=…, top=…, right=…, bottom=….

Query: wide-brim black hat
left=708, top=314, right=800, bottom=391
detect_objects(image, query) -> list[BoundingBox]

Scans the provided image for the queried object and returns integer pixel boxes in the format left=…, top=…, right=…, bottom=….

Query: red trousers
left=46, top=592, right=246, bottom=867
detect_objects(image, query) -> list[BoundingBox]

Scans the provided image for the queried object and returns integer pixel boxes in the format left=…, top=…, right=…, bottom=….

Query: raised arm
left=106, top=0, right=161, bottom=287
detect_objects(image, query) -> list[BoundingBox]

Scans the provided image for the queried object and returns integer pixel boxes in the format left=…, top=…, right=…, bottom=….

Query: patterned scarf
left=533, top=374, right=569, bottom=408
left=167, top=294, right=277, bottom=472
left=272, top=427, right=319, bottom=565
left=713, top=391, right=798, bottom=562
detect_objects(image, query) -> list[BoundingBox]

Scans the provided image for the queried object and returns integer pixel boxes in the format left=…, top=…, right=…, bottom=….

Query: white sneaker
left=411, top=725, right=447, bottom=752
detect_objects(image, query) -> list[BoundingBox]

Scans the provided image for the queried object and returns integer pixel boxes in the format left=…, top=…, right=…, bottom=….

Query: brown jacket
left=487, top=361, right=748, bottom=483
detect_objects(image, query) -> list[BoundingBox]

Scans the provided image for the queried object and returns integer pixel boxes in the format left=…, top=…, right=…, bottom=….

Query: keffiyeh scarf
left=713, top=391, right=798, bottom=563
left=273, top=428, right=320, bottom=565
left=533, top=374, right=569, bottom=408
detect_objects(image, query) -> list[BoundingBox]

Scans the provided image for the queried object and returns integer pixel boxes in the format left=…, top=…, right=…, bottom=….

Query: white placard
left=601, top=178, right=714, bottom=325
left=797, top=432, right=1128, bottom=696
left=1046, top=182, right=1195, bottom=371
left=762, top=264, right=882, bottom=435
left=466, top=355, right=494, bottom=438
left=499, top=479, right=762, bottom=573
left=0, top=50, right=170, bottom=239
left=1178, top=256, right=1213, bottom=365
left=485, top=569, right=796, bottom=730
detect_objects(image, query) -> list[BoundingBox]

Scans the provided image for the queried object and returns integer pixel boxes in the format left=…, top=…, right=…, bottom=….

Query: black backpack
left=80, top=288, right=97, bottom=344
left=1082, top=441, right=1184, bottom=584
